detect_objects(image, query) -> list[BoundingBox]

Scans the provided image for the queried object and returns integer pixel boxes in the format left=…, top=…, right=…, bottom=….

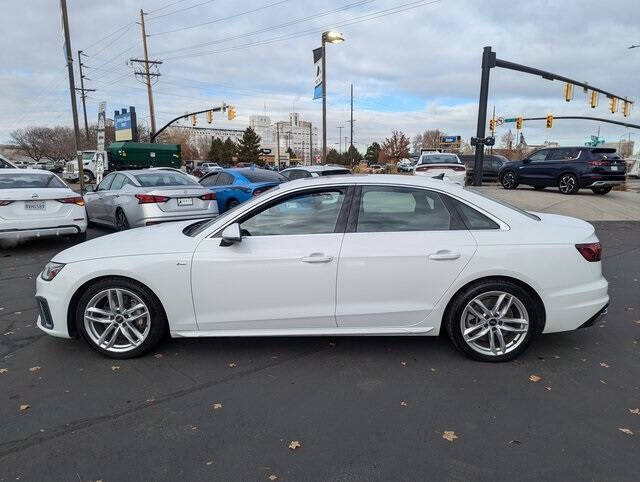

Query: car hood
left=53, top=220, right=201, bottom=264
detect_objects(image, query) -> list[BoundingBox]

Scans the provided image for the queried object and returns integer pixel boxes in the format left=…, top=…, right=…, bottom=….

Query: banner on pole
left=313, top=47, right=323, bottom=100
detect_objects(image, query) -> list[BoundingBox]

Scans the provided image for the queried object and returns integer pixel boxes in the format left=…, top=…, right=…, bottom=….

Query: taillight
left=0, top=200, right=13, bottom=206
left=199, top=193, right=217, bottom=201
left=451, top=166, right=466, bottom=172
left=589, top=160, right=608, bottom=167
left=416, top=166, right=433, bottom=171
left=576, top=242, right=602, bottom=262
left=135, top=194, right=169, bottom=204
left=57, top=196, right=85, bottom=206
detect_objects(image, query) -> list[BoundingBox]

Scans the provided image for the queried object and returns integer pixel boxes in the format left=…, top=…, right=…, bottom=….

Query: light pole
left=628, top=44, right=640, bottom=49
left=321, top=31, right=344, bottom=164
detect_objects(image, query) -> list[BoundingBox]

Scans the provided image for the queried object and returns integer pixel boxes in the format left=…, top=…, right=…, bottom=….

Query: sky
left=1, top=0, right=639, bottom=153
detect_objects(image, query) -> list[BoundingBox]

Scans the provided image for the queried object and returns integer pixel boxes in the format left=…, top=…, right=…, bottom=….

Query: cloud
left=1, top=0, right=638, bottom=152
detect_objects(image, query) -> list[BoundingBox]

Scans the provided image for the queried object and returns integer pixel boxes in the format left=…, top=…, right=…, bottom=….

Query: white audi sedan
left=1, top=169, right=87, bottom=242
left=36, top=175, right=608, bottom=362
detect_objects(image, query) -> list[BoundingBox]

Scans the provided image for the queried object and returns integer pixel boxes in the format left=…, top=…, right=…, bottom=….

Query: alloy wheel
left=502, top=172, right=516, bottom=188
left=460, top=291, right=529, bottom=356
left=83, top=288, right=151, bottom=353
left=558, top=174, right=576, bottom=194
left=115, top=211, right=129, bottom=231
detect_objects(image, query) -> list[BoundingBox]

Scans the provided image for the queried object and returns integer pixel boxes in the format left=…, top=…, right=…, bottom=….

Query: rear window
left=419, top=154, right=461, bottom=165
left=239, top=169, right=286, bottom=183
left=467, top=188, right=540, bottom=221
left=0, top=173, right=66, bottom=189
left=134, top=172, right=198, bottom=187
left=321, top=169, right=350, bottom=176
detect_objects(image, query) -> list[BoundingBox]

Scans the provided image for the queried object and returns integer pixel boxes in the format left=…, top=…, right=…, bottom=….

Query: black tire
left=115, top=209, right=129, bottom=231
left=226, top=198, right=240, bottom=211
left=558, top=173, right=579, bottom=194
left=75, top=277, right=167, bottom=359
left=83, top=171, right=94, bottom=184
left=445, top=279, right=543, bottom=362
left=500, top=171, right=518, bottom=190
left=591, top=186, right=613, bottom=195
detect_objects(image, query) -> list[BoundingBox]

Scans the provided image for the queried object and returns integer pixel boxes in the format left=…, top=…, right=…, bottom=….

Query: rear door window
left=110, top=174, right=127, bottom=190
left=548, top=148, right=580, bottom=161
left=200, top=172, right=219, bottom=187
left=96, top=174, right=115, bottom=191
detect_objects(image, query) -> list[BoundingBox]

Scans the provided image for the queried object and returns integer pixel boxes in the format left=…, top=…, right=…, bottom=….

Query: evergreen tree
left=364, top=142, right=382, bottom=165
left=208, top=137, right=224, bottom=163
left=221, top=137, right=237, bottom=165
left=326, top=148, right=342, bottom=164
left=237, top=127, right=262, bottom=164
left=345, top=145, right=363, bottom=166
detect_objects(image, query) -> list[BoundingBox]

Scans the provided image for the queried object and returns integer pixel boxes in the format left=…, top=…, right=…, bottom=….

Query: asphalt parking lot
left=1, top=219, right=640, bottom=480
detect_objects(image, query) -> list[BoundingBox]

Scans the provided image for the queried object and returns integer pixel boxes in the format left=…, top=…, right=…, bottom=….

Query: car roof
left=282, top=165, right=350, bottom=173
left=0, top=168, right=57, bottom=175
left=280, top=173, right=465, bottom=191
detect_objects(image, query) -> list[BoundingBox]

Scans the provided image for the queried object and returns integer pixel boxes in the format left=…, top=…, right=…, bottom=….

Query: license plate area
left=25, top=201, right=46, bottom=210
left=610, top=166, right=618, bottom=171
left=177, top=197, right=193, bottom=206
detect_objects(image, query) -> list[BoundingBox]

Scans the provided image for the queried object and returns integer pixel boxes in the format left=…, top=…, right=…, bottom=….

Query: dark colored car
left=460, top=154, right=508, bottom=182
left=498, top=147, right=626, bottom=195
left=199, top=167, right=286, bottom=213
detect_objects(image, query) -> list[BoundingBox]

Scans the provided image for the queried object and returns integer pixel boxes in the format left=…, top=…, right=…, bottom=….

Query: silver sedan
left=83, top=170, right=218, bottom=230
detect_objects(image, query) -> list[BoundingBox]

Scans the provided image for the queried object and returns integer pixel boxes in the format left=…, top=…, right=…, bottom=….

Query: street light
left=321, top=31, right=344, bottom=164
left=628, top=44, right=640, bottom=49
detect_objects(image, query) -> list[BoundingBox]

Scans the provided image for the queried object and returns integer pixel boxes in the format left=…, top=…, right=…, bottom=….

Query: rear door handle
left=300, top=253, right=333, bottom=263
left=429, top=250, right=461, bottom=261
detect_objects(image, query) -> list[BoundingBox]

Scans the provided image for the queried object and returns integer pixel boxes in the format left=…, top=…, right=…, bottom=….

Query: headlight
left=41, top=262, right=66, bottom=281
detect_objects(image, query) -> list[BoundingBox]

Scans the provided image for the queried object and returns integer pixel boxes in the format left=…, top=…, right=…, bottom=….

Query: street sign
left=262, top=148, right=272, bottom=155
left=496, top=116, right=504, bottom=125
left=504, top=117, right=517, bottom=123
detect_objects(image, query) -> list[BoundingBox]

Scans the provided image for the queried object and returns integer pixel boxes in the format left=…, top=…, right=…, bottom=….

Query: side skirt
left=171, top=326, right=435, bottom=338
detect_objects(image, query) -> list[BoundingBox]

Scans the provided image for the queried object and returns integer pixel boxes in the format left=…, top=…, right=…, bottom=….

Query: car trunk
left=590, top=149, right=626, bottom=174
left=144, top=186, right=214, bottom=213
left=0, top=188, right=77, bottom=221
left=415, top=164, right=466, bottom=174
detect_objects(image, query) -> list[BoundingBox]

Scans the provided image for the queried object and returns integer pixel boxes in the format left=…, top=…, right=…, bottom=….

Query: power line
left=145, top=0, right=190, bottom=15
left=149, top=0, right=290, bottom=36
left=88, top=25, right=133, bottom=57
left=165, top=0, right=442, bottom=61
left=82, top=22, right=134, bottom=52
left=146, top=0, right=219, bottom=21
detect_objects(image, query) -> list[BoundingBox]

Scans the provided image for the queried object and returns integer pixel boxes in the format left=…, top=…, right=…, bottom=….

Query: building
left=166, top=125, right=245, bottom=146
left=602, top=140, right=634, bottom=157
left=250, top=113, right=318, bottom=166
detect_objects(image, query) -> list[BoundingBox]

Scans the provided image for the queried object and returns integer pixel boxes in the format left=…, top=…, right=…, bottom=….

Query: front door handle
left=429, top=250, right=461, bottom=261
left=300, top=253, right=333, bottom=263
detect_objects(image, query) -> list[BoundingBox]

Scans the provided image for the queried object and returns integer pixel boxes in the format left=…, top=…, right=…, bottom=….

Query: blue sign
left=114, top=106, right=137, bottom=142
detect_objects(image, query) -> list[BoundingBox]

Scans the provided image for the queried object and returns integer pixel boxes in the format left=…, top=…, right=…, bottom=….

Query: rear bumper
left=0, top=224, right=86, bottom=240
left=578, top=303, right=608, bottom=329
left=580, top=174, right=625, bottom=187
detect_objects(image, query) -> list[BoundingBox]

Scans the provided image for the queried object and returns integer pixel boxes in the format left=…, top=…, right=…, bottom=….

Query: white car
left=280, top=165, right=351, bottom=180
left=36, top=175, right=608, bottom=362
left=0, top=169, right=87, bottom=242
left=414, top=153, right=467, bottom=184
left=0, top=153, right=17, bottom=169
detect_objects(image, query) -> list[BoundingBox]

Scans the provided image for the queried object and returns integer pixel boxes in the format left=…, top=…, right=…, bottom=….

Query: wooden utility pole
left=349, top=83, right=354, bottom=166
left=59, top=0, right=85, bottom=190
left=132, top=9, right=161, bottom=135
left=76, top=50, right=96, bottom=141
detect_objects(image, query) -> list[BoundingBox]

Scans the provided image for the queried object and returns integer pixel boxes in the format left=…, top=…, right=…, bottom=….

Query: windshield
left=0, top=173, right=66, bottom=189
left=134, top=172, right=199, bottom=187
left=82, top=152, right=95, bottom=161
left=419, top=154, right=461, bottom=165
left=239, top=169, right=286, bottom=183
left=467, top=188, right=540, bottom=221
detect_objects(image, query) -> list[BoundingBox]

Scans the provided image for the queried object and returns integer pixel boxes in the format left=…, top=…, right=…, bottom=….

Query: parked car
left=193, top=162, right=222, bottom=178
left=460, top=154, right=508, bottom=182
left=36, top=174, right=608, bottom=361
left=499, top=147, right=626, bottom=195
left=83, top=169, right=218, bottom=230
left=149, top=166, right=198, bottom=182
left=413, top=152, right=466, bottom=184
left=199, top=167, right=286, bottom=213
left=397, top=159, right=415, bottom=173
left=0, top=169, right=86, bottom=242
left=369, top=164, right=384, bottom=173
left=0, top=154, right=17, bottom=168
left=13, top=160, right=33, bottom=169
left=280, top=165, right=351, bottom=180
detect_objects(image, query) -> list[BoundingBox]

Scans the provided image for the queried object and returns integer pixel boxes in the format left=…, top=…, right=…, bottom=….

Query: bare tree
left=411, top=133, right=423, bottom=154
left=500, top=130, right=515, bottom=151
left=421, top=129, right=444, bottom=149
left=382, top=130, right=410, bottom=164
left=9, top=127, right=49, bottom=162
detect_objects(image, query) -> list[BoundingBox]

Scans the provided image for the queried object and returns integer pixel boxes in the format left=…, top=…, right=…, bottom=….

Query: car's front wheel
left=558, top=173, right=579, bottom=194
left=75, top=277, right=167, bottom=358
left=500, top=171, right=518, bottom=190
left=445, top=280, right=542, bottom=362
left=591, top=186, right=613, bottom=195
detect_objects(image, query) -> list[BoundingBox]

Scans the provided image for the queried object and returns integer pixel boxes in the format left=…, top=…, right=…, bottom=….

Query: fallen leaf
left=619, top=428, right=634, bottom=436
left=400, top=401, right=408, bottom=407
left=153, top=353, right=163, bottom=359
left=111, top=365, right=120, bottom=371
left=206, top=460, right=214, bottom=466
left=600, top=362, right=609, bottom=368
left=581, top=358, right=587, bottom=362
left=400, top=361, right=407, bottom=366
left=228, top=362, right=237, bottom=368
left=19, top=404, right=30, bottom=411
left=529, top=374, right=542, bottom=382
left=553, top=355, right=560, bottom=359
left=430, top=368, right=436, bottom=372
left=29, top=366, right=41, bottom=372
left=14, top=311, right=22, bottom=315
left=4, top=331, right=14, bottom=336
left=629, top=408, right=640, bottom=416
left=508, top=439, right=521, bottom=444
left=212, top=403, right=223, bottom=410
left=634, top=320, right=640, bottom=325
left=0, top=368, right=7, bottom=374
left=442, top=431, right=458, bottom=442
left=268, top=475, right=278, bottom=481
left=544, top=386, right=552, bottom=391
left=600, top=379, right=607, bottom=385
left=288, top=440, right=301, bottom=450
left=328, top=342, right=336, bottom=347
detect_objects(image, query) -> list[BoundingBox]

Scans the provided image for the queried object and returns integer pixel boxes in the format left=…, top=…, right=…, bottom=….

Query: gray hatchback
left=83, top=170, right=218, bottom=230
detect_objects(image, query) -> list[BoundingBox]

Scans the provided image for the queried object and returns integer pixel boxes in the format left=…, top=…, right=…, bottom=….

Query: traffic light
left=546, top=115, right=553, bottom=129
left=489, top=119, right=495, bottom=132
left=516, top=117, right=523, bottom=130
left=207, top=110, right=213, bottom=123
left=564, top=82, right=573, bottom=102
left=191, top=114, right=196, bottom=126
left=623, top=100, right=631, bottom=117
left=609, top=97, right=618, bottom=114
left=590, top=91, right=598, bottom=108
left=227, top=106, right=236, bottom=120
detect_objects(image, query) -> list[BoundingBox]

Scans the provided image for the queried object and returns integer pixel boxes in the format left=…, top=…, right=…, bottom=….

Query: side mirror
left=220, top=223, right=242, bottom=247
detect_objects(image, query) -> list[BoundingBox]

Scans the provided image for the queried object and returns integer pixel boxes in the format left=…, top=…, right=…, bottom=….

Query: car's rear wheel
left=445, top=280, right=542, bottom=362
left=226, top=199, right=240, bottom=210
left=558, top=173, right=579, bottom=194
left=591, top=186, right=613, bottom=195
left=75, top=278, right=167, bottom=359
left=500, top=171, right=518, bottom=190
left=83, top=171, right=94, bottom=184
left=115, top=209, right=129, bottom=231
